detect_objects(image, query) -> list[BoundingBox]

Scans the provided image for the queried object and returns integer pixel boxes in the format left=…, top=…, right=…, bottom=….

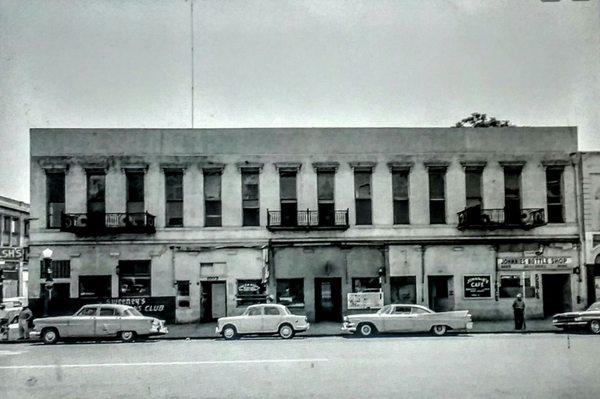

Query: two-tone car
left=342, top=304, right=473, bottom=337
left=216, top=304, right=309, bottom=340
left=552, top=301, right=600, bottom=334
left=30, top=304, right=168, bottom=344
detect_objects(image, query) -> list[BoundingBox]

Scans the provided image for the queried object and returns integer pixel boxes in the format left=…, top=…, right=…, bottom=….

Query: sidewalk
left=163, top=318, right=557, bottom=340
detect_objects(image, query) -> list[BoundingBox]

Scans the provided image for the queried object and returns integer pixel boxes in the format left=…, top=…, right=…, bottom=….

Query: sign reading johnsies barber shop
left=464, top=275, right=492, bottom=299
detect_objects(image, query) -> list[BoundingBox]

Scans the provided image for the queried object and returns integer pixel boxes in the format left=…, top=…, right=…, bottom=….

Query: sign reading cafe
left=463, top=275, right=492, bottom=299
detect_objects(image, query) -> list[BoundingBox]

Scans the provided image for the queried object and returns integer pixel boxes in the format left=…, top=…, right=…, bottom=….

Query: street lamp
left=42, top=248, right=54, bottom=317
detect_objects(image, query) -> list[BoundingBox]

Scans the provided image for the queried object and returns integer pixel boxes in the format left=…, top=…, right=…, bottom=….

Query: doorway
left=542, top=274, right=571, bottom=317
left=200, top=281, right=227, bottom=322
left=428, top=276, right=454, bottom=312
left=315, top=278, right=342, bottom=322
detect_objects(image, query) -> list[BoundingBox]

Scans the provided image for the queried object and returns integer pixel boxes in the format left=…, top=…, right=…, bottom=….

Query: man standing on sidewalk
left=512, top=293, right=526, bottom=330
left=18, top=305, right=33, bottom=340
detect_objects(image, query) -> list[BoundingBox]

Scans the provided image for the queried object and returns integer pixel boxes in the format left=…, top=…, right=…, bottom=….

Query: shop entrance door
left=428, top=276, right=454, bottom=312
left=315, top=278, right=342, bottom=322
left=200, top=281, right=227, bottom=322
left=542, top=274, right=571, bottom=317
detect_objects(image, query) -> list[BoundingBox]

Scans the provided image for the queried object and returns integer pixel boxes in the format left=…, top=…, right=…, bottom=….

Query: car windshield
left=587, top=302, right=600, bottom=312
left=124, top=307, right=143, bottom=317
left=377, top=305, right=391, bottom=314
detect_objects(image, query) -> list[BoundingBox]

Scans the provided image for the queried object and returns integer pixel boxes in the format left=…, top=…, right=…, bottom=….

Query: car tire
left=431, top=325, right=447, bottom=336
left=357, top=323, right=376, bottom=337
left=41, top=328, right=59, bottom=345
left=222, top=325, right=238, bottom=340
left=278, top=324, right=295, bottom=339
left=589, top=320, right=600, bottom=335
left=119, top=331, right=136, bottom=343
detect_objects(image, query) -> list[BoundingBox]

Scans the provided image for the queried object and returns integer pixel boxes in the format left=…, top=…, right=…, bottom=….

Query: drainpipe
left=420, top=245, right=426, bottom=303
left=570, top=152, right=585, bottom=305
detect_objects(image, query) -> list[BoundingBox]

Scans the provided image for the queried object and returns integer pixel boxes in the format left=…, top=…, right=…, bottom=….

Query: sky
left=0, top=0, right=599, bottom=203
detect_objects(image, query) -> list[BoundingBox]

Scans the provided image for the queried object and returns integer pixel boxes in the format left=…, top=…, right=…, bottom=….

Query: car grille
left=554, top=316, right=577, bottom=322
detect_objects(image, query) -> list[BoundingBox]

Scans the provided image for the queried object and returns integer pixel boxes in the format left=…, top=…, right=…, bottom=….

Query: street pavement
left=0, top=333, right=598, bottom=399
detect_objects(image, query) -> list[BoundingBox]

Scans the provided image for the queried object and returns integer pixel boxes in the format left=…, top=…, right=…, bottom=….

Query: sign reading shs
left=0, top=247, right=24, bottom=261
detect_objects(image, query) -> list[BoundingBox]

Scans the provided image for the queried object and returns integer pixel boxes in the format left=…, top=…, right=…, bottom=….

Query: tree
left=454, top=113, right=513, bottom=128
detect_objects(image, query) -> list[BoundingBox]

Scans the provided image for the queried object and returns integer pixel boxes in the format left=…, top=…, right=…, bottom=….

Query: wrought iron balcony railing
left=61, top=212, right=156, bottom=235
left=457, top=206, right=546, bottom=230
left=267, top=209, right=349, bottom=230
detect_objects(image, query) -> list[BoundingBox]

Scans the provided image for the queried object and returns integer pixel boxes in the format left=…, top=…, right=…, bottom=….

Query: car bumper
left=149, top=326, right=168, bottom=336
left=553, top=321, right=587, bottom=328
left=29, top=331, right=41, bottom=340
left=466, top=321, right=473, bottom=330
left=341, top=322, right=357, bottom=333
left=295, top=323, right=310, bottom=333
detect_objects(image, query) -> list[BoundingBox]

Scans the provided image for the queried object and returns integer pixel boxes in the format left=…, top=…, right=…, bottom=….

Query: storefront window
left=276, top=279, right=304, bottom=307
left=352, top=277, right=381, bottom=293
left=79, top=275, right=111, bottom=298
left=390, top=276, right=417, bottom=304
left=499, top=275, right=535, bottom=298
left=236, top=279, right=267, bottom=306
left=119, top=260, right=151, bottom=297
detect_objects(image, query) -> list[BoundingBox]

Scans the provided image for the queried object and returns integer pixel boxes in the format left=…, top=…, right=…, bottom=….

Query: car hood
left=217, top=316, right=244, bottom=324
left=553, top=311, right=583, bottom=318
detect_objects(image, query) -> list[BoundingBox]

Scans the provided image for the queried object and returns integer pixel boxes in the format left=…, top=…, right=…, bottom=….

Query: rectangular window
left=176, top=280, right=190, bottom=296
left=280, top=172, right=298, bottom=226
left=352, top=277, right=381, bottom=293
left=79, top=275, right=111, bottom=298
left=390, top=276, right=417, bottom=304
left=1, top=216, right=10, bottom=246
left=118, top=260, right=151, bottom=297
left=165, top=170, right=184, bottom=227
left=317, top=171, right=335, bottom=226
left=546, top=168, right=564, bottom=223
left=504, top=167, right=522, bottom=224
left=11, top=218, right=20, bottom=247
left=24, top=219, right=29, bottom=238
left=204, top=172, right=222, bottom=227
left=392, top=171, right=410, bottom=224
left=87, top=171, right=106, bottom=214
left=499, top=275, right=535, bottom=298
left=242, top=171, right=260, bottom=226
left=428, top=169, right=446, bottom=224
left=276, top=279, right=305, bottom=307
left=354, top=171, right=372, bottom=225
left=41, top=260, right=71, bottom=278
left=236, top=279, right=267, bottom=306
left=46, top=171, right=65, bottom=228
left=465, top=168, right=483, bottom=209
left=126, top=171, right=145, bottom=214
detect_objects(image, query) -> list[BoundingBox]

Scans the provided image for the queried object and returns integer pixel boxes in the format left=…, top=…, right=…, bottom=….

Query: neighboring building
left=28, top=127, right=584, bottom=323
left=577, top=152, right=600, bottom=306
left=0, top=195, right=29, bottom=300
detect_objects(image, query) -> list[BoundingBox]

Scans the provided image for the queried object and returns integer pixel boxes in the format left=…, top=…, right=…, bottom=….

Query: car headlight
left=574, top=317, right=583, bottom=322
left=343, top=316, right=349, bottom=323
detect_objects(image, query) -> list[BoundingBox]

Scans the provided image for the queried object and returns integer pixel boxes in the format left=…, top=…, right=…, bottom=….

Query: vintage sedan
left=30, top=304, right=168, bottom=344
left=552, top=301, right=600, bottom=334
left=216, top=304, right=310, bottom=340
left=342, top=304, right=473, bottom=337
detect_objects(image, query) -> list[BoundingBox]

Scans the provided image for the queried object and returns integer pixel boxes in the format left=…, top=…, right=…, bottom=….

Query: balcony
left=60, top=212, right=156, bottom=235
left=457, top=206, right=546, bottom=230
left=267, top=209, right=349, bottom=231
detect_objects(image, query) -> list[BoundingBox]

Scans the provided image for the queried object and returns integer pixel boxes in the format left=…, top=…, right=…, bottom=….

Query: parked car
left=216, top=304, right=310, bottom=340
left=30, top=304, right=168, bottom=344
left=552, top=301, right=600, bottom=334
left=342, top=304, right=473, bottom=337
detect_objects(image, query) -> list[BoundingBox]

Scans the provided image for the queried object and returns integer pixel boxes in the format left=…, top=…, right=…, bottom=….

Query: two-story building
left=28, top=127, right=585, bottom=323
left=0, top=195, right=30, bottom=300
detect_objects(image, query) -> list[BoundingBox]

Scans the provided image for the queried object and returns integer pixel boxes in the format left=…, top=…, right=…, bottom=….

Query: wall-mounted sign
left=103, top=296, right=174, bottom=320
left=238, top=282, right=261, bottom=294
left=497, top=256, right=572, bottom=270
left=347, top=292, right=383, bottom=310
left=464, top=275, right=492, bottom=299
left=0, top=247, right=23, bottom=261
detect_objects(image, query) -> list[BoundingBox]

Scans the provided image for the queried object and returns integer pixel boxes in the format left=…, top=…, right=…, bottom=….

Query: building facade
left=578, top=152, right=600, bottom=306
left=0, top=195, right=29, bottom=300
left=28, top=128, right=585, bottom=323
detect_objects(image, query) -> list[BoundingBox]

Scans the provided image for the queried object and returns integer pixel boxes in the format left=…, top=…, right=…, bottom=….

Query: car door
left=95, top=307, right=121, bottom=337
left=238, top=306, right=264, bottom=333
left=384, top=306, right=414, bottom=332
left=68, top=306, right=98, bottom=337
left=262, top=306, right=284, bottom=333
left=409, top=306, right=433, bottom=332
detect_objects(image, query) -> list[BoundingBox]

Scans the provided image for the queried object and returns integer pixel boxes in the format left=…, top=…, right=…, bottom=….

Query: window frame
left=428, top=168, right=447, bottom=224
left=46, top=171, right=65, bottom=229
left=126, top=170, right=145, bottom=214
left=241, top=170, right=260, bottom=227
left=165, top=170, right=184, bottom=227
left=392, top=170, right=410, bottom=225
left=204, top=171, right=222, bottom=227
left=354, top=170, right=373, bottom=225
left=546, top=167, right=565, bottom=223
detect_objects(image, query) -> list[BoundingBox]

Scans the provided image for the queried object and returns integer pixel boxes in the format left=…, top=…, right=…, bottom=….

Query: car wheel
left=120, top=331, right=136, bottom=343
left=357, top=323, right=375, bottom=337
left=222, top=325, right=238, bottom=340
left=589, top=320, right=600, bottom=335
left=42, top=328, right=59, bottom=345
left=278, top=324, right=295, bottom=339
left=431, top=325, right=447, bottom=336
